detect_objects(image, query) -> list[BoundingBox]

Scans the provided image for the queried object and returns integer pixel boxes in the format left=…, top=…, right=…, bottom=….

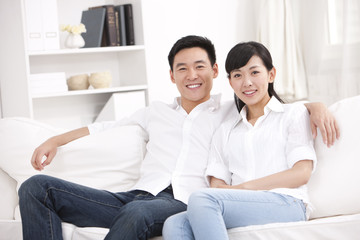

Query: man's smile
left=187, top=83, right=202, bottom=89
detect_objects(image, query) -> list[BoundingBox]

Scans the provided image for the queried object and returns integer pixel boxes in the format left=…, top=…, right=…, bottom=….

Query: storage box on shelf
left=0, top=0, right=148, bottom=129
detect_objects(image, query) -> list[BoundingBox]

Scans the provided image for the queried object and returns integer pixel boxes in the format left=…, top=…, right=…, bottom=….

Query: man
left=19, top=35, right=339, bottom=240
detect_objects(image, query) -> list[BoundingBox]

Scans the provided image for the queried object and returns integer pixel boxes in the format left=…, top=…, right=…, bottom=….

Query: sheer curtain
left=299, top=0, right=360, bottom=105
left=257, top=0, right=308, bottom=102
left=0, top=82, right=2, bottom=118
left=336, top=0, right=360, bottom=101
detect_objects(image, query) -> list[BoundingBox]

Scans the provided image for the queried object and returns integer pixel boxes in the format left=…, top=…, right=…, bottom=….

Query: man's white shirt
left=88, top=94, right=238, bottom=204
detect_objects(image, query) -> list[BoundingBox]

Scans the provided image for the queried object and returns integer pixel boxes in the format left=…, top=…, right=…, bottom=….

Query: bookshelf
left=0, top=0, right=148, bottom=129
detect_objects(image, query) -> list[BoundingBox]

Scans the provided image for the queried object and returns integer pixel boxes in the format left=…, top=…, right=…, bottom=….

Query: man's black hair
left=168, top=35, right=216, bottom=71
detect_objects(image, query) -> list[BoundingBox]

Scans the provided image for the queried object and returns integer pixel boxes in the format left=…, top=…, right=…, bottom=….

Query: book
left=114, top=10, right=120, bottom=46
left=80, top=8, right=106, bottom=48
left=103, top=5, right=117, bottom=46
left=124, top=4, right=135, bottom=45
left=114, top=5, right=127, bottom=46
left=89, top=5, right=118, bottom=47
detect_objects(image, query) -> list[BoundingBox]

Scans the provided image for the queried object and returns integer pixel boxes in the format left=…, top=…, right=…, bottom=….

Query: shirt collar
left=266, top=96, right=284, bottom=113
left=234, top=96, right=284, bottom=127
left=172, top=94, right=221, bottom=113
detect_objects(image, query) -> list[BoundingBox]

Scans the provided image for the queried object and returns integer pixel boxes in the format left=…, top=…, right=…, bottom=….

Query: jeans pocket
left=296, top=199, right=307, bottom=219
left=284, top=195, right=306, bottom=220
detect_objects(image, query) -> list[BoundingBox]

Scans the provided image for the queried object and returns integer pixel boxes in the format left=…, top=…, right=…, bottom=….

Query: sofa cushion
left=0, top=118, right=147, bottom=219
left=308, top=95, right=360, bottom=219
left=226, top=213, right=360, bottom=239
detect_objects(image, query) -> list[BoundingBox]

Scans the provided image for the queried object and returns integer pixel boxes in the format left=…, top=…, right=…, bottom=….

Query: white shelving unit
left=0, top=0, right=148, bottom=129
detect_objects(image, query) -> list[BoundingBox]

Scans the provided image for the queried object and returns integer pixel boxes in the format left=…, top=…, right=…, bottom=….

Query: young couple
left=19, top=35, right=339, bottom=240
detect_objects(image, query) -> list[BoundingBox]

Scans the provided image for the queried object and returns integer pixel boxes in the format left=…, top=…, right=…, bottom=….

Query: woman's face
left=229, top=55, right=275, bottom=109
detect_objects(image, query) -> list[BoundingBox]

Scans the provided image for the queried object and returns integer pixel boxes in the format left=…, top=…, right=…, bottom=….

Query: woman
left=163, top=41, right=317, bottom=240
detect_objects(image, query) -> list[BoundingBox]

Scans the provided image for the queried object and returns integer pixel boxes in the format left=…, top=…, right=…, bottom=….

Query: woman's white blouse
left=206, top=97, right=317, bottom=215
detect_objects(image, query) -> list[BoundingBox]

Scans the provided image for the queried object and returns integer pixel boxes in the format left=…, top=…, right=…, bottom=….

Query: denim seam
left=47, top=208, right=54, bottom=240
left=43, top=187, right=123, bottom=210
left=215, top=197, right=290, bottom=206
left=42, top=189, right=55, bottom=240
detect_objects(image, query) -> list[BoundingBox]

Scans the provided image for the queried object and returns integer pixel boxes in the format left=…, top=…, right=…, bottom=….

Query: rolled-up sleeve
left=286, top=104, right=317, bottom=172
left=205, top=126, right=232, bottom=186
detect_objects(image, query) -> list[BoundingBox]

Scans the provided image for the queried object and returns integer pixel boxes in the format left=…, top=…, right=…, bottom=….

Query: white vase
left=65, top=33, right=85, bottom=49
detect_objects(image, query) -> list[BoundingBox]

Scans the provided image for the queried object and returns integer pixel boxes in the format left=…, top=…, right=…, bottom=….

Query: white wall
left=141, top=0, right=259, bottom=104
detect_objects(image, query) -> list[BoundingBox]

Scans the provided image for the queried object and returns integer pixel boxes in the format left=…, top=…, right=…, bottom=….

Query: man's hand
left=31, top=138, right=58, bottom=171
left=30, top=127, right=90, bottom=171
left=304, top=102, right=340, bottom=147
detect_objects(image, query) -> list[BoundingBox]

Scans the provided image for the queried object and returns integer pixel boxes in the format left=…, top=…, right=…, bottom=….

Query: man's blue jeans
left=18, top=175, right=186, bottom=240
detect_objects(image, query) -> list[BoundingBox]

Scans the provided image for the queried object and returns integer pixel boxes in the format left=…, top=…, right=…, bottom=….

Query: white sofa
left=1, top=95, right=360, bottom=240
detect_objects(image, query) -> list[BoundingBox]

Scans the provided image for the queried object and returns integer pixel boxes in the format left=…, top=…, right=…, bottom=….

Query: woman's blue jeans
left=18, top=175, right=186, bottom=240
left=163, top=188, right=306, bottom=240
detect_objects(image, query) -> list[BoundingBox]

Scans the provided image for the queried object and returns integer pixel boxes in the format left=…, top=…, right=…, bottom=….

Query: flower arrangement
left=60, top=23, right=86, bottom=35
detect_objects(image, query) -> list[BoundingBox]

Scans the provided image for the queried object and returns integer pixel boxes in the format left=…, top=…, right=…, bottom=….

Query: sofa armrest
left=0, top=168, right=18, bottom=219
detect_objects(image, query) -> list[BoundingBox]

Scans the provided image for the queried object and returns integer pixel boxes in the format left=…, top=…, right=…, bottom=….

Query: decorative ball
left=67, top=74, right=89, bottom=90
left=89, top=71, right=112, bottom=89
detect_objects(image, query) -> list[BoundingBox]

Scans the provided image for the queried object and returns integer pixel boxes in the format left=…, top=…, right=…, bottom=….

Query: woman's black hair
left=225, top=41, right=284, bottom=112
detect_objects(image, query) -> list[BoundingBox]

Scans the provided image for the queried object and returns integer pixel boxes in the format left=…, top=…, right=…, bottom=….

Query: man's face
left=170, top=47, right=218, bottom=112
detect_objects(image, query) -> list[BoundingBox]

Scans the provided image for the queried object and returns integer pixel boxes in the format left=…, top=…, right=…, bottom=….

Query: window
left=327, top=0, right=360, bottom=45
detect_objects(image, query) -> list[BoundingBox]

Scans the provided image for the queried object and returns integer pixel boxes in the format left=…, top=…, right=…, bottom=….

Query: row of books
left=81, top=4, right=135, bottom=48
